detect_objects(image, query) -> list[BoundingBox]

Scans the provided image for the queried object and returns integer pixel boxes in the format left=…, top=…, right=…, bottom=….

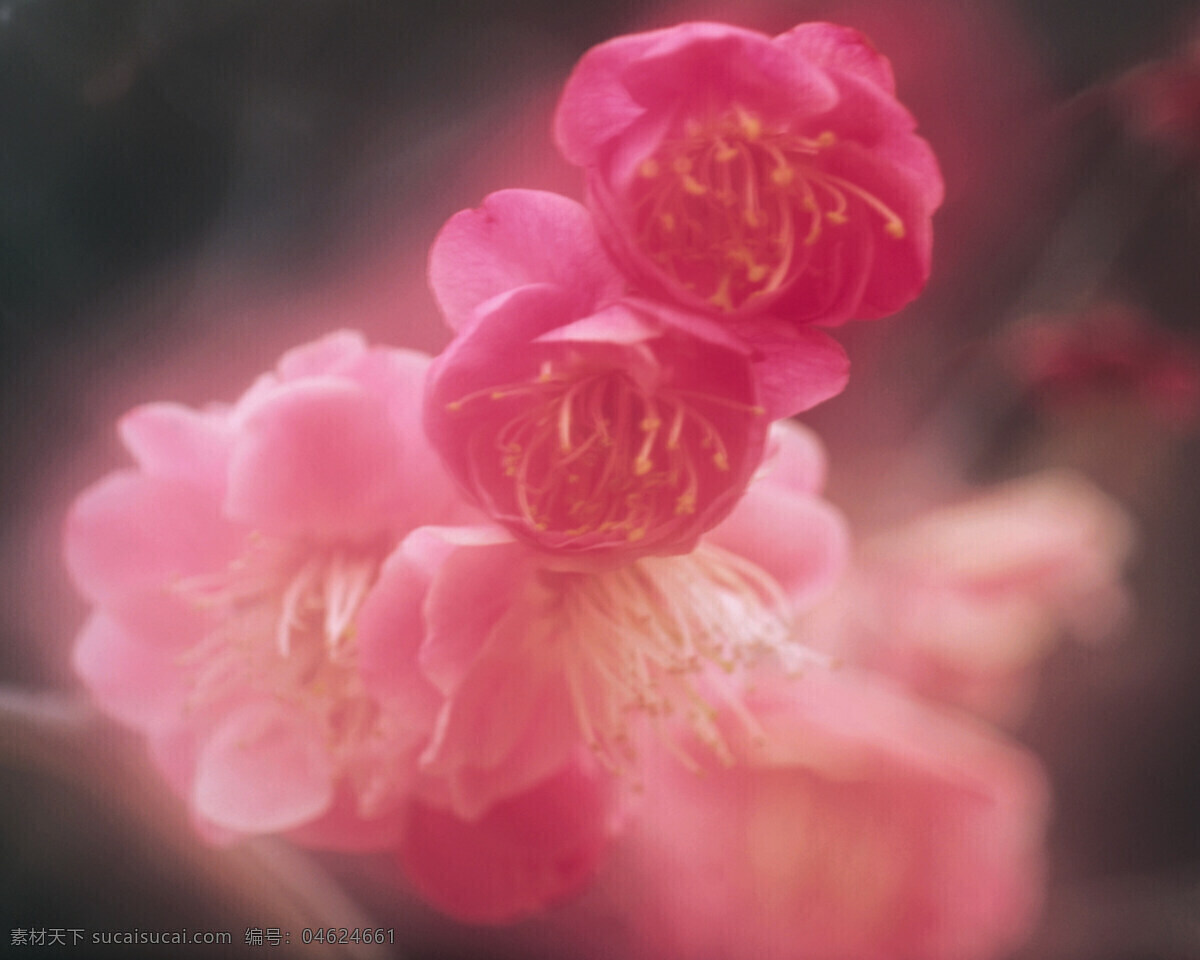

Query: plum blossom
left=63, top=331, right=472, bottom=847
left=354, top=421, right=848, bottom=821
left=425, top=189, right=848, bottom=567
left=554, top=21, right=943, bottom=327
left=799, top=471, right=1135, bottom=721
left=617, top=669, right=1049, bottom=960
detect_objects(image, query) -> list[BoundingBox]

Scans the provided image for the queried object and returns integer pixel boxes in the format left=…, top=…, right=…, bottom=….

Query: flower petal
left=192, top=701, right=335, bottom=834
left=225, top=378, right=404, bottom=541
left=118, top=403, right=233, bottom=489
left=737, top=322, right=850, bottom=418
left=399, top=759, right=616, bottom=923
left=428, top=190, right=623, bottom=330
left=775, top=22, right=896, bottom=93
left=72, top=613, right=190, bottom=730
left=64, top=471, right=241, bottom=606
left=708, top=482, right=849, bottom=610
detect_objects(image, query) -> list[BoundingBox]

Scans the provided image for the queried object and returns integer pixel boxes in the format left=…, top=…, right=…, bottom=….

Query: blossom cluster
left=62, top=20, right=1130, bottom=960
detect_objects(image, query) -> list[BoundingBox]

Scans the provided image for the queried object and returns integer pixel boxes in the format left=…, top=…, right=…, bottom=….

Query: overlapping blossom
left=554, top=21, right=943, bottom=328
left=355, top=421, right=848, bottom=824
left=425, top=189, right=848, bottom=566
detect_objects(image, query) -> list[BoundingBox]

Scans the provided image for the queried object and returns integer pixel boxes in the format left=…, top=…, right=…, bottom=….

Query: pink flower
left=425, top=189, right=848, bottom=566
left=618, top=669, right=1049, bottom=960
left=803, top=472, right=1135, bottom=721
left=64, top=332, right=471, bottom=848
left=355, top=422, right=848, bottom=821
left=554, top=21, right=943, bottom=327
left=397, top=756, right=621, bottom=924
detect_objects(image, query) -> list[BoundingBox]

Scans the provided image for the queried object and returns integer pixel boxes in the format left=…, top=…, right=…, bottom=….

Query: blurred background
left=2, top=1, right=1200, bottom=956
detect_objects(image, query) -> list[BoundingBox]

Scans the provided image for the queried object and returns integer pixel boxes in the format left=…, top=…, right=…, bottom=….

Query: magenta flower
left=554, top=21, right=943, bottom=327
left=64, top=332, right=471, bottom=847
left=618, top=669, right=1049, bottom=960
left=355, top=423, right=848, bottom=821
left=425, top=189, right=847, bottom=566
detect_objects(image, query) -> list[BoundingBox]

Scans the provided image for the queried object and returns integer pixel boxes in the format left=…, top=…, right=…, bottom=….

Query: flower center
left=448, top=360, right=763, bottom=548
left=631, top=106, right=906, bottom=311
left=174, top=538, right=406, bottom=815
left=545, top=543, right=823, bottom=773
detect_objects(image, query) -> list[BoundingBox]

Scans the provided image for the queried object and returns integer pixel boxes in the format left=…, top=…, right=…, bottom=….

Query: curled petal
left=429, top=189, right=624, bottom=330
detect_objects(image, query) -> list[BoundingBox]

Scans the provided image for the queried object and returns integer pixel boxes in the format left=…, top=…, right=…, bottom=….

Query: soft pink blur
left=611, top=669, right=1050, bottom=960
left=800, top=472, right=1135, bottom=722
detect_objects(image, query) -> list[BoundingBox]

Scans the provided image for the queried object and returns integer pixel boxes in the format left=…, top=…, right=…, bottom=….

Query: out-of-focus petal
left=72, top=613, right=191, bottom=730
left=225, top=378, right=404, bottom=541
left=64, top=470, right=240, bottom=606
left=192, top=702, right=336, bottom=834
left=399, top=759, right=616, bottom=923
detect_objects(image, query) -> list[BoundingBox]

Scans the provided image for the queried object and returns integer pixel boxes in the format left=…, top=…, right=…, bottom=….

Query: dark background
left=3, top=2, right=1200, bottom=957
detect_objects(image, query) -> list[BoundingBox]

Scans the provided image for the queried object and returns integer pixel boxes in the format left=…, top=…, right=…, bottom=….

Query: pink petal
left=225, top=378, right=403, bottom=541
left=274, top=329, right=368, bottom=380
left=419, top=610, right=580, bottom=819
left=118, top=403, right=233, bottom=490
left=399, top=759, right=615, bottom=923
left=64, top=471, right=241, bottom=606
left=353, top=546, right=441, bottom=721
left=284, top=787, right=406, bottom=852
left=428, top=190, right=623, bottom=330
left=737, top=322, right=851, bottom=418
left=554, top=28, right=671, bottom=166
left=619, top=23, right=837, bottom=126
left=72, top=613, right=190, bottom=731
left=419, top=540, right=533, bottom=694
left=192, top=701, right=335, bottom=834
left=775, top=22, right=897, bottom=93
left=337, top=345, right=476, bottom=527
left=708, top=482, right=849, bottom=610
left=760, top=421, right=828, bottom=496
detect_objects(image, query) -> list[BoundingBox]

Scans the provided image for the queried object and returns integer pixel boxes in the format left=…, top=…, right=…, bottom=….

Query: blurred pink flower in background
left=554, top=21, right=943, bottom=326
left=612, top=669, right=1049, bottom=960
left=800, top=472, right=1135, bottom=722
left=425, top=188, right=847, bottom=566
left=63, top=331, right=471, bottom=848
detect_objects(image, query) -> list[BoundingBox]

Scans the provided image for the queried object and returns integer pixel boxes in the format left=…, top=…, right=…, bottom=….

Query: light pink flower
left=802, top=472, right=1135, bottom=721
left=620, top=669, right=1049, bottom=960
left=426, top=189, right=847, bottom=565
left=554, top=21, right=943, bottom=327
left=356, top=422, right=848, bottom=821
left=64, top=332, right=471, bottom=848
